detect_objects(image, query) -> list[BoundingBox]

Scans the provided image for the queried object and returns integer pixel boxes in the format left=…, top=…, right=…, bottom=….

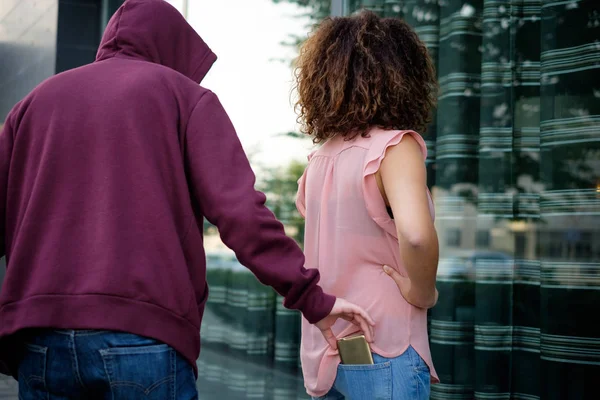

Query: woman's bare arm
left=376, top=134, right=439, bottom=308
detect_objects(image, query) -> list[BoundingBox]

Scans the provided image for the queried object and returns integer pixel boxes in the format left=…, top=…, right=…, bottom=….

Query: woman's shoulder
left=351, top=128, right=425, bottom=152
left=362, top=128, right=428, bottom=170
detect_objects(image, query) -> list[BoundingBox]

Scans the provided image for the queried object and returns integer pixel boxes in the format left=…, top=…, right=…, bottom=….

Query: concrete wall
left=0, top=0, right=59, bottom=120
left=0, top=0, right=125, bottom=120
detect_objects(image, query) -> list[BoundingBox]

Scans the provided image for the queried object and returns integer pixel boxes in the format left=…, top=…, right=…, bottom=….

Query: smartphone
left=337, top=335, right=374, bottom=365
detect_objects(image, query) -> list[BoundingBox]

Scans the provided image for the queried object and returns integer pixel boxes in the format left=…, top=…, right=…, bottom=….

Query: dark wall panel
left=56, top=0, right=125, bottom=73
left=56, top=0, right=102, bottom=73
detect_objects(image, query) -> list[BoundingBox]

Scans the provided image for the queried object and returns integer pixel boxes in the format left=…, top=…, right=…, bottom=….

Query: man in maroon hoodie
left=0, top=0, right=375, bottom=398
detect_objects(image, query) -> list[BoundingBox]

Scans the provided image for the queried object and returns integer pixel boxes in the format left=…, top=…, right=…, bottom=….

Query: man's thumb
left=321, top=328, right=338, bottom=350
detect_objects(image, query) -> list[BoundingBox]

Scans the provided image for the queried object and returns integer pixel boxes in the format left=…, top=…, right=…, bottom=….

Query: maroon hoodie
left=0, top=0, right=334, bottom=375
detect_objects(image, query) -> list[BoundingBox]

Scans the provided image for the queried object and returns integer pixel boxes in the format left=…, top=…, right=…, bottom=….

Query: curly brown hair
left=294, top=10, right=437, bottom=143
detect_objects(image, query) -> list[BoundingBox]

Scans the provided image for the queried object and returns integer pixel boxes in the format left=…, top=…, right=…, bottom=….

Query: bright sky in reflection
left=166, top=0, right=317, bottom=170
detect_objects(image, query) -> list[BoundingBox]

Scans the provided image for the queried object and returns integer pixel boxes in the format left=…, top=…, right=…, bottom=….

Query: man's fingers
left=321, top=328, right=338, bottom=350
left=348, top=303, right=376, bottom=326
left=340, top=314, right=359, bottom=325
left=330, top=299, right=376, bottom=344
left=339, top=313, right=375, bottom=343
left=354, top=314, right=375, bottom=342
left=359, top=316, right=374, bottom=343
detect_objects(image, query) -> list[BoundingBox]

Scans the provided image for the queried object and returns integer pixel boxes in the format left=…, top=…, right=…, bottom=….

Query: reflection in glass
left=344, top=1, right=600, bottom=400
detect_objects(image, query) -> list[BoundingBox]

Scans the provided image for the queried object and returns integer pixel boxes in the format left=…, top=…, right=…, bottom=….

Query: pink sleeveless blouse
left=296, top=128, right=439, bottom=397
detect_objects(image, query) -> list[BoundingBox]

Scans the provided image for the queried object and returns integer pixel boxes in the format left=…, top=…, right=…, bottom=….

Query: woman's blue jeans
left=313, top=346, right=431, bottom=400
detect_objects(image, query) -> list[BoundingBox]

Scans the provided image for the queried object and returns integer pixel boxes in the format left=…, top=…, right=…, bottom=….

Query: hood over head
left=96, top=0, right=216, bottom=83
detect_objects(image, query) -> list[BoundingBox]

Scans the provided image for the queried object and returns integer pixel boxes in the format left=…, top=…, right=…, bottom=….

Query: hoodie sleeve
left=184, top=92, right=335, bottom=324
left=0, top=114, right=14, bottom=259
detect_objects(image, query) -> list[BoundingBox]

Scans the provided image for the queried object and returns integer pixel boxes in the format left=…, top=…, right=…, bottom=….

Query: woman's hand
left=383, top=265, right=438, bottom=309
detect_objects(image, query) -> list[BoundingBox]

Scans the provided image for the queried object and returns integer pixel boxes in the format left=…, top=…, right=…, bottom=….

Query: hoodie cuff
left=291, top=285, right=336, bottom=324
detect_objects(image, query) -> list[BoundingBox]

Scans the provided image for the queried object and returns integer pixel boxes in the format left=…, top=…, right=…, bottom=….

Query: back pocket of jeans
left=336, top=362, right=392, bottom=400
left=100, top=344, right=175, bottom=400
left=18, top=343, right=48, bottom=397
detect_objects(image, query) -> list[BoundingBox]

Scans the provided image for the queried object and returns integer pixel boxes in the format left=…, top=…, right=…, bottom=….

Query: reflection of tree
left=259, top=160, right=307, bottom=246
left=272, top=0, right=330, bottom=51
left=262, top=1, right=326, bottom=248
left=272, top=0, right=330, bottom=20
left=543, top=145, right=596, bottom=191
left=203, top=218, right=216, bottom=235
left=270, top=0, right=330, bottom=68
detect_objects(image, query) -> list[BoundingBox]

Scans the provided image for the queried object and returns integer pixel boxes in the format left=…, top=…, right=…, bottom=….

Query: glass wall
left=198, top=1, right=600, bottom=399
left=344, top=1, right=600, bottom=399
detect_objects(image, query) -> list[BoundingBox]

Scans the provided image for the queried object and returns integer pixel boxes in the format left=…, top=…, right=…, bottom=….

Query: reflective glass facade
left=1, top=1, right=598, bottom=399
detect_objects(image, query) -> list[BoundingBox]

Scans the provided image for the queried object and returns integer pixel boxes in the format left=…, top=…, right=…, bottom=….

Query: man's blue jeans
left=17, top=329, right=198, bottom=400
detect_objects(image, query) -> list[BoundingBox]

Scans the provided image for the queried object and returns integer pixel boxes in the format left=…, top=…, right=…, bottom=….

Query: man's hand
left=315, top=298, right=376, bottom=350
left=383, top=265, right=438, bottom=309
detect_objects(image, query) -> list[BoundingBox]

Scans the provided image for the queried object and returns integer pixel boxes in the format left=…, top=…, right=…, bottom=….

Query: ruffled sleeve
left=295, top=151, right=316, bottom=218
left=362, top=130, right=433, bottom=239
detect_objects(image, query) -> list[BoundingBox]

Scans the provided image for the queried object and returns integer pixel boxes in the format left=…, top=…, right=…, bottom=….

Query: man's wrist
left=295, top=285, right=336, bottom=324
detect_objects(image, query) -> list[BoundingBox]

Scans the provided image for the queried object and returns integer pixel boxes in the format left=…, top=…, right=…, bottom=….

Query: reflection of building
left=436, top=188, right=600, bottom=262
left=337, top=2, right=600, bottom=400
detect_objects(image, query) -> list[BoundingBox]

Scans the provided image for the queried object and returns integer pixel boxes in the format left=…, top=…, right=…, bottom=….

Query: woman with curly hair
left=295, top=10, right=440, bottom=400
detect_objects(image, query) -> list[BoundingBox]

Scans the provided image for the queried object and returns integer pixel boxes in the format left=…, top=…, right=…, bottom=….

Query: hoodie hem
left=0, top=294, right=201, bottom=377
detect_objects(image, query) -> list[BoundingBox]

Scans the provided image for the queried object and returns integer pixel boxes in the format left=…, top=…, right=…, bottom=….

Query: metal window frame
left=331, top=0, right=349, bottom=17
